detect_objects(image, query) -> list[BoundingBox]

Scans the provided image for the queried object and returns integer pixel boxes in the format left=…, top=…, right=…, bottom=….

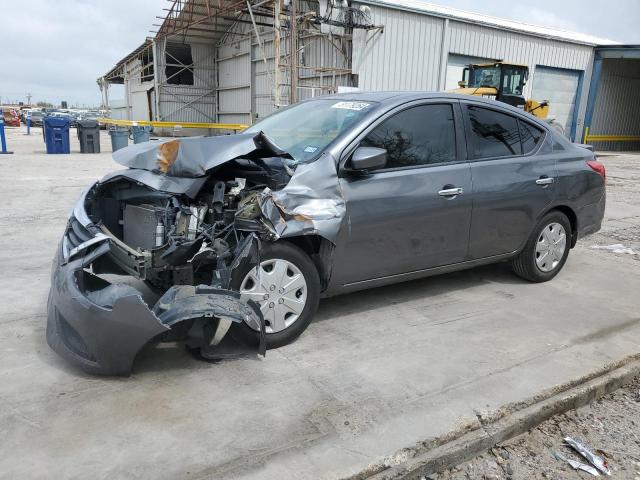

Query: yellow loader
left=451, top=62, right=551, bottom=120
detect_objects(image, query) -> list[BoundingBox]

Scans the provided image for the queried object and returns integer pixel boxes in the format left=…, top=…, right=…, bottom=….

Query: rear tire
left=230, top=242, right=320, bottom=349
left=511, top=211, right=571, bottom=282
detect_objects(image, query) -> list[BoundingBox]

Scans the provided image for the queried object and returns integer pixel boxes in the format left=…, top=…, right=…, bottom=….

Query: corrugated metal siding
left=590, top=58, right=640, bottom=151
left=298, top=31, right=352, bottom=100
left=217, top=28, right=252, bottom=125
left=157, top=40, right=217, bottom=122
left=352, top=4, right=594, bottom=93
left=447, top=21, right=593, bottom=100
left=122, top=57, right=153, bottom=120
left=141, top=0, right=603, bottom=136
left=359, top=0, right=614, bottom=46
left=351, top=3, right=595, bottom=139
left=216, top=5, right=353, bottom=124
left=352, top=5, right=444, bottom=90
left=251, top=30, right=279, bottom=120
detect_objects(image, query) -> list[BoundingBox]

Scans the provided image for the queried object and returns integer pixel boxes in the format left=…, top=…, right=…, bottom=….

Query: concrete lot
left=1, top=125, right=639, bottom=480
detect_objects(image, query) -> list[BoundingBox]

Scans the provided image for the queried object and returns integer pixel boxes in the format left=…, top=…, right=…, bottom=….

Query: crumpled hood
left=111, top=131, right=289, bottom=178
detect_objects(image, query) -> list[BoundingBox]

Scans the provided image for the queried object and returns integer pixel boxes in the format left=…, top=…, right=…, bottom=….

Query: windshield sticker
left=331, top=101, right=371, bottom=111
left=303, top=146, right=319, bottom=153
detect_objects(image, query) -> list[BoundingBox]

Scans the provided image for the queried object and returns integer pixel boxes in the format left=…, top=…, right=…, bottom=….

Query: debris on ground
left=591, top=244, right=639, bottom=255
left=553, top=450, right=601, bottom=476
left=433, top=375, right=640, bottom=479
left=564, top=436, right=611, bottom=475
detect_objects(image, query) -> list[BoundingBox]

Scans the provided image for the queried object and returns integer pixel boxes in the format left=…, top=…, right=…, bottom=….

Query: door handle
left=438, top=187, right=464, bottom=197
left=535, top=176, right=554, bottom=186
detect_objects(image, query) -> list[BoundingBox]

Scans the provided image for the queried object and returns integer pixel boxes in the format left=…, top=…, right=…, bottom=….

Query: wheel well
left=281, top=235, right=334, bottom=290
left=548, top=205, right=578, bottom=247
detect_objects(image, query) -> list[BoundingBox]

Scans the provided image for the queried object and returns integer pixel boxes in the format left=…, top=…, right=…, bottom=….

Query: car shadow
left=134, top=262, right=528, bottom=373
left=133, top=335, right=265, bottom=375
left=43, top=262, right=528, bottom=377
left=314, top=261, right=527, bottom=323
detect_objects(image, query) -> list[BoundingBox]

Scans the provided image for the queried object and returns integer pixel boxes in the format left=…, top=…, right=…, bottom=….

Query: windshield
left=469, top=66, right=501, bottom=89
left=244, top=99, right=378, bottom=163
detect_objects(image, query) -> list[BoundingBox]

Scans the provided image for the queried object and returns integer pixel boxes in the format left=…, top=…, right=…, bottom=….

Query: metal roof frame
left=103, top=40, right=154, bottom=84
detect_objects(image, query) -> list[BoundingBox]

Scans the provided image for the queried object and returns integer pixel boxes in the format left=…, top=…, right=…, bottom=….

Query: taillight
left=587, top=159, right=606, bottom=181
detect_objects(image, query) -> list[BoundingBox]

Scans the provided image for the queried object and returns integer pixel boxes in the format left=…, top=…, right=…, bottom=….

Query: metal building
left=99, top=0, right=638, bottom=148
left=583, top=45, right=640, bottom=151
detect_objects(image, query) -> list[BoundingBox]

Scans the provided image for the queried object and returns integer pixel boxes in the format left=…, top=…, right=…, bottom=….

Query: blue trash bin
left=130, top=125, right=152, bottom=144
left=109, top=127, right=129, bottom=151
left=43, top=117, right=71, bottom=154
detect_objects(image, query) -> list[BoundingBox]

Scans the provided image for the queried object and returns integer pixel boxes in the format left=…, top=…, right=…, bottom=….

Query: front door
left=332, top=102, right=473, bottom=286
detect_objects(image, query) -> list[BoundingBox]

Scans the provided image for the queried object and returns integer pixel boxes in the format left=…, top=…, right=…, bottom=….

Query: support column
left=582, top=53, right=603, bottom=143
left=274, top=0, right=281, bottom=108
left=152, top=39, right=161, bottom=121
left=290, top=0, right=298, bottom=103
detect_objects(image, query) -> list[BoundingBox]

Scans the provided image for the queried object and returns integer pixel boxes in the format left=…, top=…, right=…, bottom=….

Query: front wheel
left=511, top=211, right=571, bottom=282
left=229, top=242, right=320, bottom=349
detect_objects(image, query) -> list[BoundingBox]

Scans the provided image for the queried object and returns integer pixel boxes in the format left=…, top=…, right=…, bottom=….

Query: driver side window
left=361, top=104, right=457, bottom=169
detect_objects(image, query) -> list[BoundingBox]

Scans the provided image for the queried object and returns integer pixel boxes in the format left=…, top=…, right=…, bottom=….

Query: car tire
left=229, top=241, right=320, bottom=349
left=511, top=211, right=572, bottom=283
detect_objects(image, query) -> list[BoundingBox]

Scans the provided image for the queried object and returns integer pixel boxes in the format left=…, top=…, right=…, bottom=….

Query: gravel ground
left=431, top=375, right=640, bottom=479
left=583, top=153, right=640, bottom=261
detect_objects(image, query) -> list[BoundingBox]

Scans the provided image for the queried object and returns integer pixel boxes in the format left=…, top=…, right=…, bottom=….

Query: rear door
left=463, top=102, right=556, bottom=259
left=332, top=100, right=473, bottom=285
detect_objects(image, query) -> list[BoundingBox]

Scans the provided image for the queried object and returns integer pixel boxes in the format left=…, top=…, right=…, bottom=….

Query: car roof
left=320, top=91, right=550, bottom=129
left=322, top=90, right=500, bottom=105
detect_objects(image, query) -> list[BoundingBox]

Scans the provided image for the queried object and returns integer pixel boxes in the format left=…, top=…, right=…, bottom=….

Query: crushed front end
left=47, top=167, right=279, bottom=375
left=47, top=133, right=345, bottom=375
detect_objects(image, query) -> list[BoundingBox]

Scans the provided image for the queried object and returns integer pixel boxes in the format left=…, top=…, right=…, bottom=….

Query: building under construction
left=100, top=0, right=374, bottom=127
left=100, top=0, right=640, bottom=148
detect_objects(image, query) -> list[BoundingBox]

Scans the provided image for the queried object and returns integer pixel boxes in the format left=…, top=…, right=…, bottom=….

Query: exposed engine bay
left=85, top=157, right=289, bottom=291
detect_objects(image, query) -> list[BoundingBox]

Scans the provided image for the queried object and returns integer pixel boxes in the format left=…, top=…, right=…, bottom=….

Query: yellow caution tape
left=586, top=134, right=640, bottom=142
left=97, top=118, right=248, bottom=131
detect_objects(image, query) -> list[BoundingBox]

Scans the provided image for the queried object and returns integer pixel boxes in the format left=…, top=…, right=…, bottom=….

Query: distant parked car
left=2, top=107, right=20, bottom=127
left=84, top=113, right=107, bottom=129
left=48, top=111, right=76, bottom=127
left=29, top=110, right=46, bottom=127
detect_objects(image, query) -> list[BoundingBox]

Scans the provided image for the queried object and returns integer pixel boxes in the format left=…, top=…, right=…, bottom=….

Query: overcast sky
left=0, top=0, right=637, bottom=107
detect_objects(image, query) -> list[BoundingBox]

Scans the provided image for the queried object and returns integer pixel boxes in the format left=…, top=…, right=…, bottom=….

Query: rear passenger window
left=467, top=105, right=522, bottom=158
left=519, top=120, right=545, bottom=154
left=361, top=104, right=456, bottom=168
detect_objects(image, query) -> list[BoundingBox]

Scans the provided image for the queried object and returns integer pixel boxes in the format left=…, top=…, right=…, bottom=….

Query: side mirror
left=350, top=147, right=387, bottom=171
left=457, top=80, right=467, bottom=88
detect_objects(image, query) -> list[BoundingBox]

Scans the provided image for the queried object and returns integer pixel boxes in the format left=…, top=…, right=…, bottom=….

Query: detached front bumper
left=46, top=187, right=264, bottom=376
left=47, top=245, right=170, bottom=375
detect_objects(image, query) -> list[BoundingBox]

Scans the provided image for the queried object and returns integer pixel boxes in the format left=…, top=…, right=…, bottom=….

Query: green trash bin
left=109, top=127, right=129, bottom=151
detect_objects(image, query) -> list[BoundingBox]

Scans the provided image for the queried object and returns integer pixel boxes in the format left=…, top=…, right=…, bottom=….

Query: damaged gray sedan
left=47, top=92, right=606, bottom=375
